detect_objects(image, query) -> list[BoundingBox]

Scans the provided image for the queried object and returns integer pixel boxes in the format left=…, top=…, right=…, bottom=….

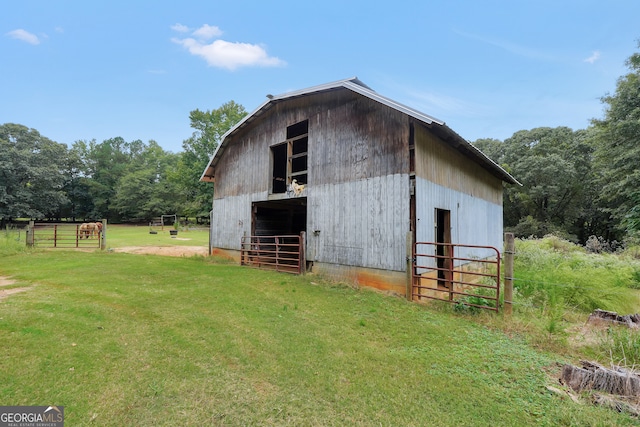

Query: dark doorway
left=435, top=208, right=452, bottom=289
left=252, top=199, right=307, bottom=237
left=271, top=143, right=288, bottom=194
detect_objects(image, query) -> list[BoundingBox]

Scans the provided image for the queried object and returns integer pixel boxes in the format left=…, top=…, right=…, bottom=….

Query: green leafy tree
left=0, top=123, right=69, bottom=224
left=474, top=127, right=596, bottom=241
left=81, top=137, right=139, bottom=221
left=174, top=101, right=247, bottom=218
left=112, top=141, right=181, bottom=222
left=59, top=141, right=94, bottom=221
left=592, top=43, right=640, bottom=239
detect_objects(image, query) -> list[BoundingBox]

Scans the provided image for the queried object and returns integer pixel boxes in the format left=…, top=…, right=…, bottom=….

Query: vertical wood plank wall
left=209, top=87, right=504, bottom=276
left=211, top=89, right=411, bottom=271
left=413, top=123, right=504, bottom=262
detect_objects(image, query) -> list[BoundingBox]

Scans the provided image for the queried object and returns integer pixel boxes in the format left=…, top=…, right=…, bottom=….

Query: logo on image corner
left=0, top=405, right=64, bottom=427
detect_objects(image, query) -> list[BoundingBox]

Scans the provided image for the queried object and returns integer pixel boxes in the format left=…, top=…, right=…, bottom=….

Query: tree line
left=0, top=101, right=247, bottom=226
left=1, top=46, right=638, bottom=244
left=473, top=44, right=639, bottom=244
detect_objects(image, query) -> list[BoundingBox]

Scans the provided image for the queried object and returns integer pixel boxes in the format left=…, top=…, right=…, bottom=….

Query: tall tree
left=59, top=141, right=94, bottom=221
left=592, top=43, right=640, bottom=239
left=82, top=137, right=139, bottom=221
left=474, top=127, right=595, bottom=241
left=0, top=123, right=69, bottom=224
left=112, top=141, right=181, bottom=222
left=175, top=101, right=247, bottom=218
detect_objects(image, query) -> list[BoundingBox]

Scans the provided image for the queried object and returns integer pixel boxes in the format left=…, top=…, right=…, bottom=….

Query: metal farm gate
left=411, top=242, right=501, bottom=312
left=241, top=235, right=305, bottom=274
left=26, top=222, right=105, bottom=249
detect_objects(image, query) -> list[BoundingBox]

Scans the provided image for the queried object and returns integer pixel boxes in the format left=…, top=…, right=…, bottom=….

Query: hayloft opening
left=271, top=120, right=309, bottom=194
left=271, top=143, right=288, bottom=193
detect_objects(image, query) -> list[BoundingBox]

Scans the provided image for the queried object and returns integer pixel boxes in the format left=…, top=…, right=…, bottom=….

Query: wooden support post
left=26, top=220, right=34, bottom=246
left=299, top=231, right=306, bottom=275
left=406, top=232, right=414, bottom=301
left=504, top=232, right=515, bottom=316
left=101, top=219, right=107, bottom=250
left=447, top=244, right=454, bottom=302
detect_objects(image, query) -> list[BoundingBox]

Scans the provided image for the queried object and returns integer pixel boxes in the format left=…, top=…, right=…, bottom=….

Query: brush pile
left=587, top=309, right=640, bottom=328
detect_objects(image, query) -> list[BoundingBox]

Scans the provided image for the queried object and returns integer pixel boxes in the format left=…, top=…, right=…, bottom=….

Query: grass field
left=103, top=224, right=210, bottom=248
left=0, top=229, right=638, bottom=425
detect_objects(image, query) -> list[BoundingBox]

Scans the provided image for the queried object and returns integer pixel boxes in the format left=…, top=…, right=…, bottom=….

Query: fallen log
left=562, top=360, right=640, bottom=396
left=587, top=309, right=640, bottom=328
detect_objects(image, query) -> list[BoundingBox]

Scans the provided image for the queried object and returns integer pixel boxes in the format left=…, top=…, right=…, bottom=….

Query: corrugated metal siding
left=308, top=174, right=409, bottom=271
left=415, top=176, right=503, bottom=265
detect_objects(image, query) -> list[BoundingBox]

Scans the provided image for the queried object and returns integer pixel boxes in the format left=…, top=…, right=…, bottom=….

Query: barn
left=200, top=78, right=518, bottom=298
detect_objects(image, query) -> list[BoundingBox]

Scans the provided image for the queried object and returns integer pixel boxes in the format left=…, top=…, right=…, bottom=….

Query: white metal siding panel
left=415, top=176, right=503, bottom=266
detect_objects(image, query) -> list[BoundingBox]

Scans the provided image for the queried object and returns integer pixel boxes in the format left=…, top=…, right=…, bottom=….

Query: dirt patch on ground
left=0, top=276, right=33, bottom=301
left=113, top=246, right=209, bottom=257
left=0, top=277, right=17, bottom=287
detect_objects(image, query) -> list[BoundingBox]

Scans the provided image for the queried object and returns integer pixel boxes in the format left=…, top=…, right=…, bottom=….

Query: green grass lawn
left=0, top=245, right=636, bottom=425
left=104, top=224, right=210, bottom=248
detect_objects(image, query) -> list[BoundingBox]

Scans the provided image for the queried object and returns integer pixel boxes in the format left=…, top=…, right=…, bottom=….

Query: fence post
left=299, top=231, right=306, bottom=275
left=101, top=219, right=107, bottom=250
left=504, top=233, right=515, bottom=316
left=26, top=220, right=34, bottom=246
left=406, top=232, right=414, bottom=301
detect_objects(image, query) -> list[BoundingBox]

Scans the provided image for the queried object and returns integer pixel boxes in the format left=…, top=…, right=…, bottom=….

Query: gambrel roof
left=200, top=77, right=519, bottom=185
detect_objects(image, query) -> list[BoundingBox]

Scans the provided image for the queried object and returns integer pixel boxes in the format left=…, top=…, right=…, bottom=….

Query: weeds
left=599, top=327, right=640, bottom=367
left=513, top=236, right=640, bottom=313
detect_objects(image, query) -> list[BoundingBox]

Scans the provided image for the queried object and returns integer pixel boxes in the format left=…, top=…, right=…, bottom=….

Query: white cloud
left=170, top=23, right=190, bottom=33
left=584, top=50, right=601, bottom=64
left=6, top=29, right=40, bottom=45
left=454, top=29, right=554, bottom=61
left=192, top=24, right=222, bottom=40
left=171, top=24, right=285, bottom=71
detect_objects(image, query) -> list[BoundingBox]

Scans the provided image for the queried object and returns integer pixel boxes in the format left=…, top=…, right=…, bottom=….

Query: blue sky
left=2, top=1, right=639, bottom=153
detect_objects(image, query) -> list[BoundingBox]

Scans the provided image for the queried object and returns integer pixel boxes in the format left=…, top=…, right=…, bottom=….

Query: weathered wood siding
left=213, top=89, right=409, bottom=200
left=414, top=123, right=504, bottom=262
left=210, top=193, right=264, bottom=250
left=211, top=88, right=411, bottom=271
left=307, top=174, right=409, bottom=271
left=209, top=86, right=504, bottom=275
left=414, top=123, right=502, bottom=205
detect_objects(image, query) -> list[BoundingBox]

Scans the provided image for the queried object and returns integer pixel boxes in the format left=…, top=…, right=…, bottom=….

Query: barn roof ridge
left=200, top=78, right=519, bottom=185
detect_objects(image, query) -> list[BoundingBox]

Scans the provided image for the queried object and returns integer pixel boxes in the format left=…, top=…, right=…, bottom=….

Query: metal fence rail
left=411, top=242, right=501, bottom=312
left=241, top=235, right=304, bottom=274
left=27, top=222, right=104, bottom=249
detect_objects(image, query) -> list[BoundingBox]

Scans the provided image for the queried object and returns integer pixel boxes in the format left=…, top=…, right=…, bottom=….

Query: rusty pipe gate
left=241, top=234, right=305, bottom=274
left=411, top=242, right=501, bottom=312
